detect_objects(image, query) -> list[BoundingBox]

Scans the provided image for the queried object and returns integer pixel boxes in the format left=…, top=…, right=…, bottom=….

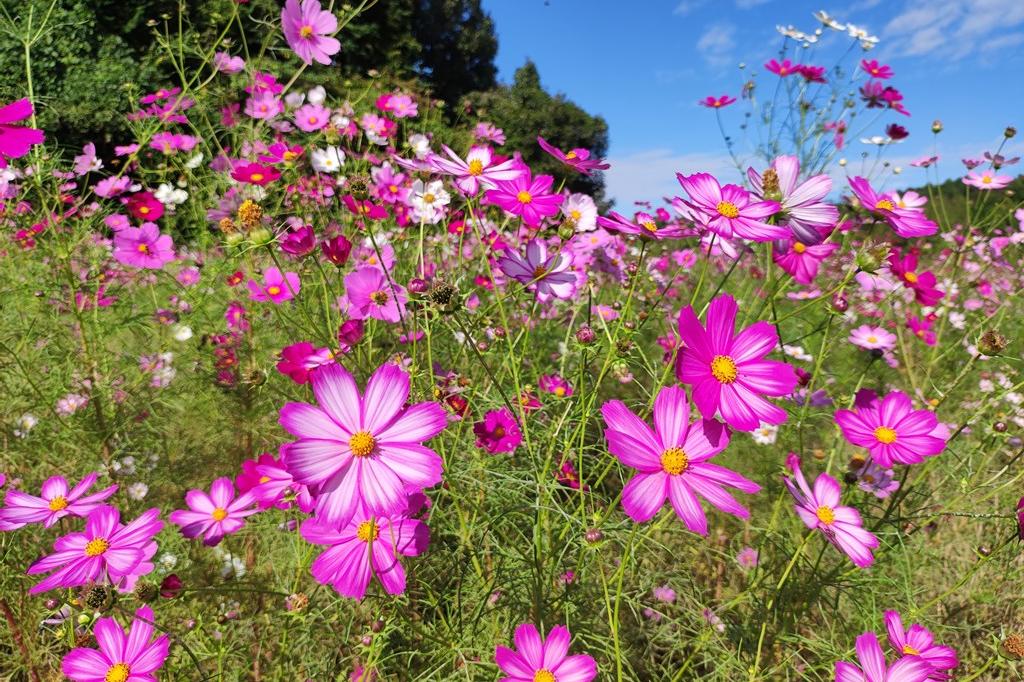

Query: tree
left=471, top=61, right=610, bottom=203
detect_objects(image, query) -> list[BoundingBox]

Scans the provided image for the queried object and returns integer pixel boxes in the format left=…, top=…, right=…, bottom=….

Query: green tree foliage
left=471, top=60, right=610, bottom=203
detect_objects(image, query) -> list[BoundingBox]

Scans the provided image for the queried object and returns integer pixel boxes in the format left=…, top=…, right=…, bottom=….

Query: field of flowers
left=0, top=2, right=1022, bottom=680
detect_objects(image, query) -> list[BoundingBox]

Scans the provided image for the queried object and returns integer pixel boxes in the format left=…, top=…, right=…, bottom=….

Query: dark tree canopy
left=471, top=61, right=610, bottom=204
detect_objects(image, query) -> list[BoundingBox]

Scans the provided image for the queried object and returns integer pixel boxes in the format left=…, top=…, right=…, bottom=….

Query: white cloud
left=735, top=0, right=771, bottom=8
left=604, top=148, right=741, bottom=209
left=882, top=0, right=1024, bottom=60
left=696, top=23, right=737, bottom=68
left=672, top=0, right=706, bottom=15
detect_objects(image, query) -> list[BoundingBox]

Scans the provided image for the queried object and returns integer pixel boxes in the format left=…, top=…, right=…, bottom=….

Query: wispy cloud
left=604, top=148, right=740, bottom=208
left=882, top=0, right=1024, bottom=60
left=672, top=0, right=706, bottom=16
left=735, top=0, right=771, bottom=9
left=696, top=23, right=737, bottom=69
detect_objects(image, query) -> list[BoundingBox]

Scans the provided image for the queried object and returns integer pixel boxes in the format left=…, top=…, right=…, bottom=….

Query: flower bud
left=585, top=528, right=603, bottom=544
left=407, top=277, right=428, bottom=294
left=978, top=330, right=1008, bottom=356
left=575, top=325, right=596, bottom=345
left=338, top=319, right=365, bottom=347
left=1005, top=126, right=1017, bottom=139
left=830, top=292, right=849, bottom=313
left=249, top=227, right=273, bottom=247
left=931, top=119, right=943, bottom=133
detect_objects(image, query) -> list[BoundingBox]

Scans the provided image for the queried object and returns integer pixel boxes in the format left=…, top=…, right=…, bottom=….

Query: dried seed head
left=978, top=330, right=1008, bottom=356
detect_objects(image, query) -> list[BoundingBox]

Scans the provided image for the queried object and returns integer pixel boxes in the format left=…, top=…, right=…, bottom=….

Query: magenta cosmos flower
left=747, top=155, right=838, bottom=244
left=344, top=266, right=408, bottom=322
left=0, top=472, right=117, bottom=530
left=300, top=502, right=429, bottom=599
left=835, top=391, right=947, bottom=468
left=774, top=239, right=839, bottom=284
left=485, top=169, right=564, bottom=227
left=279, top=362, right=447, bottom=528
left=231, top=162, right=280, bottom=186
left=281, top=0, right=340, bottom=66
left=888, top=249, right=944, bottom=307
left=113, top=223, right=175, bottom=269
left=0, top=98, right=44, bottom=167
left=601, top=386, right=760, bottom=534
left=537, top=136, right=610, bottom=175
left=699, top=95, right=735, bottom=108
left=597, top=210, right=687, bottom=240
left=784, top=458, right=879, bottom=568
left=495, top=623, right=597, bottom=682
left=836, top=631, right=932, bottom=682
left=169, top=477, right=258, bottom=547
left=473, top=407, right=523, bottom=454
left=430, top=144, right=522, bottom=195
left=676, top=173, right=787, bottom=242
left=884, top=611, right=958, bottom=680
left=848, top=177, right=937, bottom=238
left=61, top=605, right=169, bottom=682
left=497, top=239, right=577, bottom=303
left=248, top=267, right=300, bottom=304
left=28, top=505, right=163, bottom=594
left=675, top=294, right=797, bottom=431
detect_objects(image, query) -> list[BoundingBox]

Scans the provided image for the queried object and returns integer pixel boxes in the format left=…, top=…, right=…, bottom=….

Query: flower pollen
left=716, top=201, right=740, bottom=219
left=356, top=519, right=379, bottom=543
left=105, top=663, right=131, bottom=682
left=815, top=506, right=835, bottom=525
left=874, top=426, right=898, bottom=444
left=349, top=431, right=376, bottom=457
left=85, top=537, right=110, bottom=557
left=661, top=447, right=689, bottom=475
left=710, top=355, right=738, bottom=384
left=48, top=496, right=68, bottom=512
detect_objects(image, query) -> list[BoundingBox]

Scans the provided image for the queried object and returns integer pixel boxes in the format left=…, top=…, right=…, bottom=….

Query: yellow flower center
left=388, top=184, right=398, bottom=193
left=267, top=285, right=282, bottom=296
left=793, top=242, right=807, bottom=253
left=534, top=671, right=556, bottom=682
left=867, top=335, right=877, bottom=343
left=139, top=206, right=150, bottom=215
left=370, top=290, right=389, bottom=305
left=48, top=496, right=68, bottom=512
left=875, top=199, right=895, bottom=211
left=137, top=244, right=149, bottom=253
left=308, top=116, right=318, bottom=124
left=716, top=201, right=740, bottom=219
left=565, top=151, right=578, bottom=160
left=815, top=506, right=835, bottom=525
left=904, top=272, right=918, bottom=284
left=105, top=663, right=131, bottom=682
left=660, top=447, right=689, bottom=475
left=250, top=172, right=264, bottom=183
left=349, top=431, right=376, bottom=457
left=641, top=220, right=658, bottom=233
left=570, top=209, right=581, bottom=220
left=423, top=193, right=436, bottom=203
left=554, top=386, right=566, bottom=397
left=517, top=190, right=533, bottom=204
left=356, top=519, right=379, bottom=543
left=982, top=175, right=992, bottom=184
left=902, top=644, right=920, bottom=655
left=258, top=475, right=271, bottom=484
left=212, top=508, right=228, bottom=521
left=284, top=151, right=298, bottom=161
left=874, top=426, right=897, bottom=444
left=468, top=159, right=484, bottom=175
left=299, top=25, right=314, bottom=38
left=85, top=538, right=110, bottom=557
left=710, top=355, right=738, bottom=384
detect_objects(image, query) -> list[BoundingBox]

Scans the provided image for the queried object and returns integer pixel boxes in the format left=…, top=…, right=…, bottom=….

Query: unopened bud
left=585, top=528, right=603, bottom=544
left=931, top=120, right=943, bottom=134
left=1005, top=126, right=1017, bottom=139
left=576, top=325, right=596, bottom=345
left=831, top=292, right=849, bottom=313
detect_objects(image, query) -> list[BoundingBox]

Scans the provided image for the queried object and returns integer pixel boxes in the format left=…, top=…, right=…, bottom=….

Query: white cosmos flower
left=562, top=193, right=598, bottom=232
left=751, top=422, right=779, bottom=445
left=311, top=146, right=345, bottom=173
left=307, top=85, right=327, bottom=105
left=408, top=133, right=431, bottom=159
left=155, top=182, right=188, bottom=206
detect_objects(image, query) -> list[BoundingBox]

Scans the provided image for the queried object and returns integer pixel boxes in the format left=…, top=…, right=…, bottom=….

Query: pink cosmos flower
left=676, top=173, right=787, bottom=242
left=245, top=91, right=284, bottom=120
left=94, top=176, right=131, bottom=199
left=849, top=325, right=897, bottom=351
left=699, top=95, right=736, bottom=108
left=484, top=170, right=564, bottom=227
left=113, top=223, right=175, bottom=269
left=474, top=121, right=506, bottom=144
left=61, top=605, right=169, bottom=682
left=963, top=169, right=1012, bottom=190
left=301, top=502, right=429, bottom=599
left=675, top=294, right=797, bottom=431
left=497, top=239, right=577, bottom=303
left=765, top=58, right=801, bottom=76
left=214, top=51, right=245, bottom=73
left=251, top=449, right=316, bottom=513
left=747, top=155, right=838, bottom=244
left=597, top=210, right=687, bottom=240
left=0, top=99, right=45, bottom=167
left=0, top=473, right=117, bottom=531
left=495, top=623, right=597, bottom=682
left=784, top=458, right=879, bottom=568
left=430, top=144, right=522, bottom=195
left=884, top=611, right=958, bottom=680
left=248, top=267, right=300, bottom=304
left=28, top=505, right=163, bottom=594
left=281, top=0, right=341, bottom=66
left=861, top=59, right=893, bottom=79
left=799, top=65, right=827, bottom=83
left=73, top=142, right=102, bottom=175
left=473, top=408, right=523, bottom=454
left=601, top=386, right=760, bottom=533
left=774, top=239, right=839, bottom=284
left=279, top=362, right=447, bottom=528
left=291, top=103, right=327, bottom=132
left=169, top=478, right=258, bottom=547
left=848, top=177, right=938, bottom=238
left=537, top=136, right=610, bottom=175
left=231, top=162, right=280, bottom=186
left=834, top=391, right=947, bottom=468
left=344, top=266, right=408, bottom=322
left=836, top=631, right=933, bottom=682
left=825, top=120, right=848, bottom=150
left=538, top=374, right=573, bottom=398
left=277, top=341, right=334, bottom=384
left=125, top=191, right=165, bottom=222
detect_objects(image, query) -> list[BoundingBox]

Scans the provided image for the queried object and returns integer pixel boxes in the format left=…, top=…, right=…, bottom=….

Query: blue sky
left=481, top=0, right=1024, bottom=208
